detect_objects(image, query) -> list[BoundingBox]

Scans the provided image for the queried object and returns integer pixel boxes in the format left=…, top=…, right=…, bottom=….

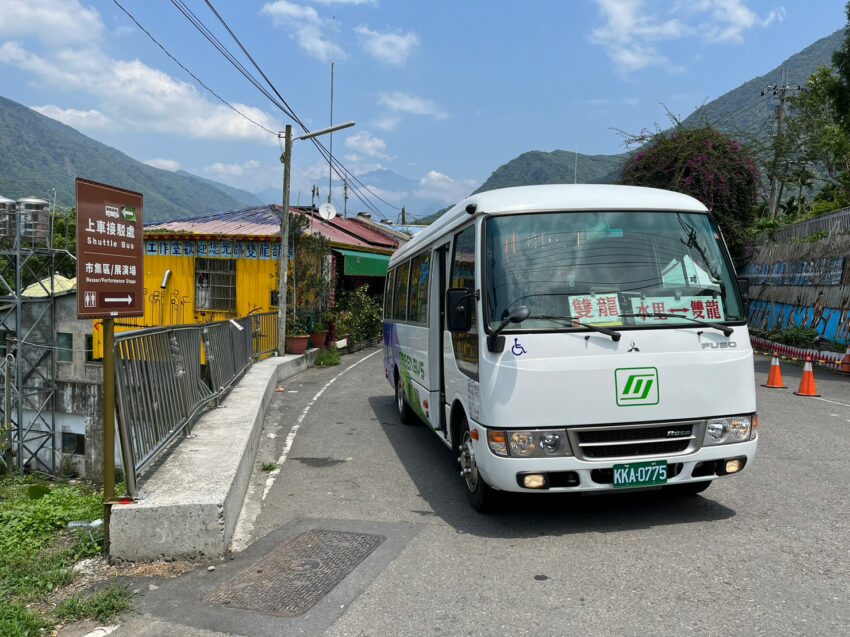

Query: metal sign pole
left=102, top=317, right=115, bottom=556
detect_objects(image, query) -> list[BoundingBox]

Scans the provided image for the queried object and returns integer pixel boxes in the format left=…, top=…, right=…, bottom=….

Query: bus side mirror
left=736, top=276, right=750, bottom=316
left=446, top=288, right=474, bottom=332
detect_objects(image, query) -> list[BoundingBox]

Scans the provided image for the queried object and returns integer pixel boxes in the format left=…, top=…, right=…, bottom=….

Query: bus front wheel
left=459, top=418, right=498, bottom=512
left=395, top=371, right=415, bottom=425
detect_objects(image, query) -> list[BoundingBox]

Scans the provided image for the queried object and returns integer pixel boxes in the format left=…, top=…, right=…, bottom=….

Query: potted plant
left=310, top=315, right=329, bottom=349
left=285, top=311, right=310, bottom=355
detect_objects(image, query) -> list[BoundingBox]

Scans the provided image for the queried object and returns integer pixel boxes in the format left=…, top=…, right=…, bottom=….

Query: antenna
left=318, top=202, right=337, bottom=220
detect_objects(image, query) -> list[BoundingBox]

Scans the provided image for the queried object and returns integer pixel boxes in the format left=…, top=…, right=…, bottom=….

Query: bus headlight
left=509, top=432, right=537, bottom=456
left=704, top=416, right=751, bottom=445
left=487, top=429, right=572, bottom=457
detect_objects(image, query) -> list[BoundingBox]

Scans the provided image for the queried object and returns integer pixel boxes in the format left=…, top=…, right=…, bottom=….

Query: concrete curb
left=110, top=350, right=318, bottom=561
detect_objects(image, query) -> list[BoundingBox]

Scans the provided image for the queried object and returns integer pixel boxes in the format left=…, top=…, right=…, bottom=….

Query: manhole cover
left=204, top=529, right=385, bottom=617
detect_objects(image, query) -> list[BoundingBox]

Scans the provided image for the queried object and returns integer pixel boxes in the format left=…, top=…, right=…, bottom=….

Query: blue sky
left=0, top=0, right=845, bottom=218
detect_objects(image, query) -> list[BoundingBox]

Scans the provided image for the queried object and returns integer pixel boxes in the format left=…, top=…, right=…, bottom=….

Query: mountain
left=254, top=186, right=281, bottom=204
left=681, top=29, right=845, bottom=140
left=473, top=150, right=627, bottom=194
left=176, top=171, right=262, bottom=208
left=0, top=95, right=253, bottom=221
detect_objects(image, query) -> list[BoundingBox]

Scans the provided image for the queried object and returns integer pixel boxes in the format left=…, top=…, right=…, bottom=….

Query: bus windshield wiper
left=525, top=314, right=621, bottom=341
left=619, top=313, right=733, bottom=336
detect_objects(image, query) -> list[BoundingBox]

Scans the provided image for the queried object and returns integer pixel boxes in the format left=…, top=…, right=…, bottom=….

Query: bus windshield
left=484, top=210, right=744, bottom=332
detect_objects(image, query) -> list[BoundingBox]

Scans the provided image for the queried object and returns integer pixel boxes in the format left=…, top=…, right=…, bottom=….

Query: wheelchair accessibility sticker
left=511, top=338, right=527, bottom=356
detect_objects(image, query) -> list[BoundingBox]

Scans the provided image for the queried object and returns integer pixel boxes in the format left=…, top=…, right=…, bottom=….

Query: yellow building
left=91, top=206, right=399, bottom=355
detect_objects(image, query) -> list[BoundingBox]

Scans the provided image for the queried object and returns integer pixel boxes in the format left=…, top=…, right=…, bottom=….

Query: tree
left=779, top=67, right=850, bottom=207
left=618, top=126, right=761, bottom=258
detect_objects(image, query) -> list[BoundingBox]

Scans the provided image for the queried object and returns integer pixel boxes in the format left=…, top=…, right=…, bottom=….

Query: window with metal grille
left=195, top=258, right=236, bottom=312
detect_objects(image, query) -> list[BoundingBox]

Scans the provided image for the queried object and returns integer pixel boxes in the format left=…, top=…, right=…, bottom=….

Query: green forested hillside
left=473, top=150, right=627, bottom=194
left=681, top=29, right=844, bottom=139
left=0, top=96, right=251, bottom=221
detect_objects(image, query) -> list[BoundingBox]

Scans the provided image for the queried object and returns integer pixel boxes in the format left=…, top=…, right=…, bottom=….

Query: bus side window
left=393, top=261, right=410, bottom=321
left=384, top=269, right=395, bottom=319
left=450, top=225, right=479, bottom=380
left=408, top=252, right=431, bottom=325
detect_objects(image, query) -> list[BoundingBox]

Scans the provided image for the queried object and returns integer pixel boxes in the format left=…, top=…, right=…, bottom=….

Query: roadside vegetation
left=0, top=475, right=121, bottom=635
left=314, top=347, right=341, bottom=367
left=751, top=326, right=848, bottom=353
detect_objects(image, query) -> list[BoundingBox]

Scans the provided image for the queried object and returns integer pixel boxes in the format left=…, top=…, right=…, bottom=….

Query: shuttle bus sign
left=76, top=178, right=144, bottom=318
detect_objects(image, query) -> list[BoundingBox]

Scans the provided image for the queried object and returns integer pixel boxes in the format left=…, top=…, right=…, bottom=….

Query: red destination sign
left=76, top=178, right=144, bottom=318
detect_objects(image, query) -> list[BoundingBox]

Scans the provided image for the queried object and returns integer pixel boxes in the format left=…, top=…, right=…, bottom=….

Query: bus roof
left=392, top=184, right=708, bottom=265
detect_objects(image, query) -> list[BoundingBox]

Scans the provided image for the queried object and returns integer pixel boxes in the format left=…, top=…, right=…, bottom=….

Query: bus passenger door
left=431, top=243, right=449, bottom=434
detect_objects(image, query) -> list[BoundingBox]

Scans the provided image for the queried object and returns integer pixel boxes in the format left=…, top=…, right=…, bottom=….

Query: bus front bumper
left=472, top=431, right=757, bottom=494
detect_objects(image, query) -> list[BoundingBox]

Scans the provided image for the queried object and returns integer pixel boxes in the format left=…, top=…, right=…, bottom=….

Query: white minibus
left=383, top=185, right=757, bottom=511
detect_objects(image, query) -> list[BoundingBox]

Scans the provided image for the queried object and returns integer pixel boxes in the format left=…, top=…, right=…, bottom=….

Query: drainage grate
left=203, top=529, right=385, bottom=617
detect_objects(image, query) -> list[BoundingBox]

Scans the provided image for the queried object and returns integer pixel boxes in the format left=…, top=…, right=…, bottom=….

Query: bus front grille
left=568, top=421, right=703, bottom=461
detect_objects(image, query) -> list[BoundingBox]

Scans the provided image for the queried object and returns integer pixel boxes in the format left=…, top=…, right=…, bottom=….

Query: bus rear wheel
left=459, top=418, right=498, bottom=512
left=395, top=371, right=415, bottom=425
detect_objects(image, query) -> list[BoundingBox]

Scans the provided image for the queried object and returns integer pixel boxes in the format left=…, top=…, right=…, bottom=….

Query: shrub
left=337, top=286, right=382, bottom=346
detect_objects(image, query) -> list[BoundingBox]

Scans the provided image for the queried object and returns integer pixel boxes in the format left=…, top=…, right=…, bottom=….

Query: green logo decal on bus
left=615, top=368, right=659, bottom=406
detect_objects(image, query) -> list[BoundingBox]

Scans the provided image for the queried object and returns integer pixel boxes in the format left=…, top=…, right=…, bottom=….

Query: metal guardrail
left=769, top=206, right=850, bottom=242
left=114, top=313, right=278, bottom=498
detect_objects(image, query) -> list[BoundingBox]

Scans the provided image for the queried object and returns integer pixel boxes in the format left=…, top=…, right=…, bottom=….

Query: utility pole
left=278, top=124, right=292, bottom=353
left=764, top=67, right=803, bottom=219
left=343, top=179, right=349, bottom=218
left=277, top=121, right=355, bottom=354
left=401, top=206, right=406, bottom=225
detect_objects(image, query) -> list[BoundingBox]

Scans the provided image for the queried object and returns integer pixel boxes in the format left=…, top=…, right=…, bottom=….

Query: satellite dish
left=318, top=202, right=337, bottom=220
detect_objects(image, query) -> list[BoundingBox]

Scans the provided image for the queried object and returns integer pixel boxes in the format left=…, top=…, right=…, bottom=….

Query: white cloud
left=415, top=171, right=476, bottom=206
left=0, top=39, right=279, bottom=143
left=377, top=91, right=448, bottom=119
left=32, top=104, right=112, bottom=130
left=345, top=131, right=388, bottom=158
left=204, top=160, right=261, bottom=177
left=0, top=0, right=102, bottom=47
left=260, top=1, right=344, bottom=62
left=586, top=98, right=610, bottom=106
left=591, top=0, right=784, bottom=73
left=372, top=114, right=402, bottom=131
left=355, top=25, right=419, bottom=66
left=144, top=159, right=181, bottom=172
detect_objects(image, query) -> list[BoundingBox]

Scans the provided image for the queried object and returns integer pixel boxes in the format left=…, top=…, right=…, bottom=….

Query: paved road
left=106, top=348, right=850, bottom=636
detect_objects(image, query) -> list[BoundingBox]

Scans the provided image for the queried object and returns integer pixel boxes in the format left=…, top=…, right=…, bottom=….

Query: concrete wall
left=744, top=234, right=850, bottom=343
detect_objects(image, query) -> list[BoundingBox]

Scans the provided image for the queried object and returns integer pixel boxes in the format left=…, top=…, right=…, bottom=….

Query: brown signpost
left=76, top=178, right=144, bottom=319
left=76, top=177, right=144, bottom=556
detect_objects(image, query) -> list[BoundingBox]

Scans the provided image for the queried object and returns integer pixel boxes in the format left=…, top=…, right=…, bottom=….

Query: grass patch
left=0, top=602, right=48, bottom=637
left=0, top=475, right=118, bottom=632
left=314, top=347, right=341, bottom=367
left=56, top=585, right=131, bottom=623
left=261, top=462, right=278, bottom=472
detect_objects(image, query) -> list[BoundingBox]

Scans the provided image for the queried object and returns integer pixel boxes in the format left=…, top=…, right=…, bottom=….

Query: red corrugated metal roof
left=145, top=206, right=397, bottom=252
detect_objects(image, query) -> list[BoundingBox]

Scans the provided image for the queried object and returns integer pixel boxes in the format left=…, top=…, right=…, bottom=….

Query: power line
left=112, top=0, right=278, bottom=137
left=197, top=0, right=401, bottom=215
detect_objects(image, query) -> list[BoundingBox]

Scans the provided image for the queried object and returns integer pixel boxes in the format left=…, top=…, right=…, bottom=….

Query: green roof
left=334, top=249, right=390, bottom=277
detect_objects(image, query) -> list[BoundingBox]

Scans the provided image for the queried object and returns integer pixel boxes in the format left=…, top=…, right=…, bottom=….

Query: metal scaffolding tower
left=0, top=196, right=71, bottom=474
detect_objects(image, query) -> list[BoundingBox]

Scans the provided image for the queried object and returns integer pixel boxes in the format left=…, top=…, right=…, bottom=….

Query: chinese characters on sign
left=567, top=294, right=623, bottom=326
left=566, top=294, right=726, bottom=326
left=76, top=178, right=144, bottom=318
left=144, top=240, right=282, bottom=260
left=629, top=296, right=725, bottom=323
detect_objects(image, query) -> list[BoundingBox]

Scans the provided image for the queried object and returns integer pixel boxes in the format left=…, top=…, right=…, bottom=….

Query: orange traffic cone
left=793, top=356, right=821, bottom=397
left=839, top=346, right=850, bottom=374
left=761, top=352, right=787, bottom=389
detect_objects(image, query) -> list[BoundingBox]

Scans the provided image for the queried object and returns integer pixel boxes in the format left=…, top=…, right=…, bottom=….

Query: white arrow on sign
left=104, top=296, right=133, bottom=304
